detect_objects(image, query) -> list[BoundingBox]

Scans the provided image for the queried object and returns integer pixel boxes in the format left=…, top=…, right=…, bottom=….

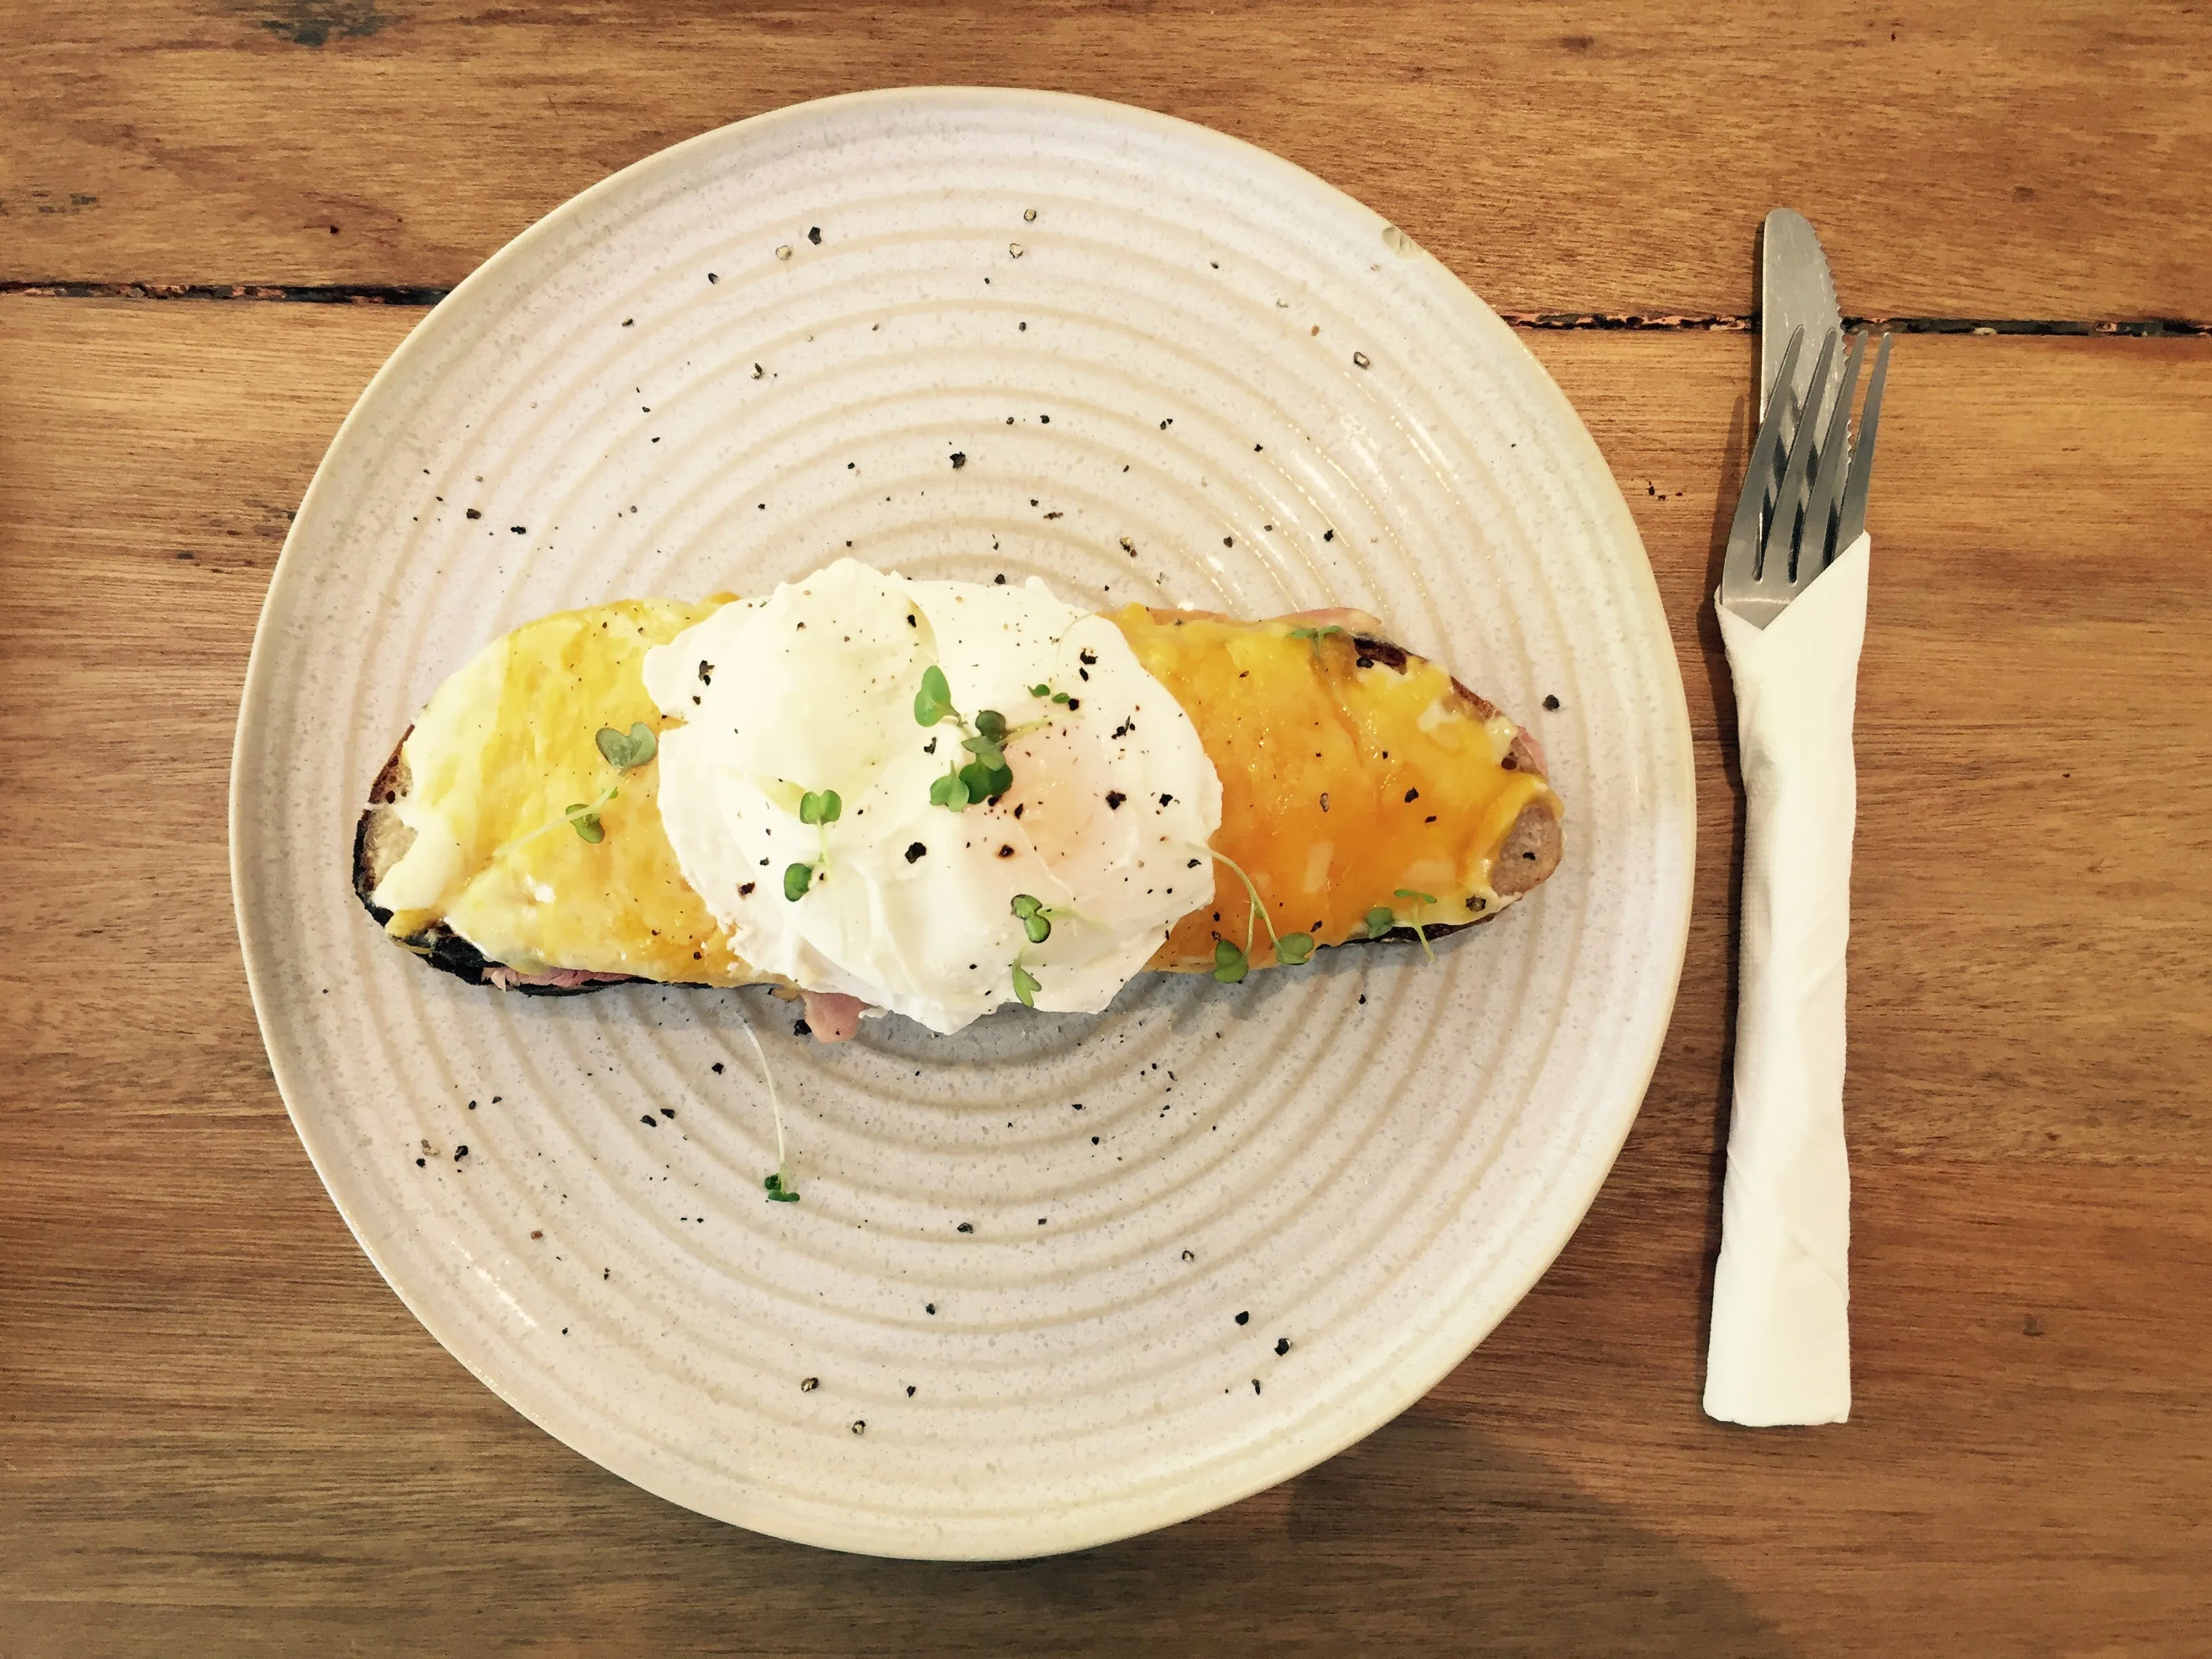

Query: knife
left=1761, top=207, right=1842, bottom=430
left=1759, top=207, right=1846, bottom=544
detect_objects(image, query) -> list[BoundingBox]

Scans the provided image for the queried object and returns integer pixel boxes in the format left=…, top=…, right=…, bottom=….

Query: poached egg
left=640, top=559, right=1221, bottom=1033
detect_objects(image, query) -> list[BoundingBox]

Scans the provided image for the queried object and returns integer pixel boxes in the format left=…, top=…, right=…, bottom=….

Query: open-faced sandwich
left=354, top=559, right=1561, bottom=1039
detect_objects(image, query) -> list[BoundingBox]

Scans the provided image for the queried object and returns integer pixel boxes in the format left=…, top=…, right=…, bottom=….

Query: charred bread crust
left=352, top=734, right=640, bottom=996
left=352, top=623, right=1561, bottom=987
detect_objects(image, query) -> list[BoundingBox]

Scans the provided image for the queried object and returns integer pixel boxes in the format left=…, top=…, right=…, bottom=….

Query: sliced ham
left=485, top=964, right=636, bottom=991
left=480, top=962, right=869, bottom=1043
left=1514, top=726, right=1549, bottom=777
left=800, top=990, right=869, bottom=1042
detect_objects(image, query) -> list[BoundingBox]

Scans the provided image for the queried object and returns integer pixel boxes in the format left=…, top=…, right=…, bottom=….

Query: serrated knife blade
left=1761, top=207, right=1843, bottom=429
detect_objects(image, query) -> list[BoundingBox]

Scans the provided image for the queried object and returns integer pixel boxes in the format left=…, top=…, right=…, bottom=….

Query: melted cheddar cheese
left=1111, top=607, right=1557, bottom=971
left=377, top=599, right=754, bottom=985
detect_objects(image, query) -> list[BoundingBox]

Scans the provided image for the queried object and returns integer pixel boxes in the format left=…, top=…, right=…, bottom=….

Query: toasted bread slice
left=353, top=602, right=1562, bottom=1002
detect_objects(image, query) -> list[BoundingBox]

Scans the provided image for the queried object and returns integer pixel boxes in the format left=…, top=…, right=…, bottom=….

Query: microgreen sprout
left=1028, top=682, right=1076, bottom=706
left=565, top=799, right=608, bottom=842
left=563, top=723, right=659, bottom=839
left=1010, top=893, right=1052, bottom=944
left=1392, top=888, right=1440, bottom=962
left=782, top=787, right=842, bottom=899
left=915, top=663, right=1015, bottom=809
left=1288, top=623, right=1345, bottom=664
left=735, top=1000, right=797, bottom=1202
left=595, top=722, right=658, bottom=769
left=1010, top=893, right=1094, bottom=951
left=513, top=722, right=657, bottom=849
left=958, top=735, right=1015, bottom=803
left=1196, top=844, right=1316, bottom=977
left=1010, top=960, right=1042, bottom=1007
left=914, top=663, right=959, bottom=728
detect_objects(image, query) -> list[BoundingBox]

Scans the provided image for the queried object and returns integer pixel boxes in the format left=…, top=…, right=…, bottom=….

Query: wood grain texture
left=5, top=1, right=2211, bottom=321
left=1, top=295, right=2207, bottom=1654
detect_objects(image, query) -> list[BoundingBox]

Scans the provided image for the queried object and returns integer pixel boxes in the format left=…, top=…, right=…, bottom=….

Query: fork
left=1702, top=316, right=1894, bottom=1427
left=1720, top=325, right=1893, bottom=629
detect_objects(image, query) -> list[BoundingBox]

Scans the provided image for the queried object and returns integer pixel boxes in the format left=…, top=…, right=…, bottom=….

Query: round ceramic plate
left=232, top=88, right=1694, bottom=1559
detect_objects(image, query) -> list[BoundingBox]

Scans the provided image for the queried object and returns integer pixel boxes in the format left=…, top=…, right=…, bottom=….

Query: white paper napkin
left=1704, top=531, right=1869, bottom=1427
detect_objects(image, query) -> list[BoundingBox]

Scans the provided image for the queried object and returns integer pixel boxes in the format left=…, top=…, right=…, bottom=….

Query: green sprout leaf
left=1288, top=624, right=1346, bottom=664
left=1365, top=905, right=1396, bottom=939
left=1052, top=691, right=1072, bottom=705
left=1011, top=893, right=1052, bottom=944
left=918, top=678, right=1017, bottom=809
left=1394, top=889, right=1439, bottom=961
left=799, top=789, right=842, bottom=826
left=1010, top=961, right=1041, bottom=1007
left=516, top=782, right=618, bottom=852
left=1206, top=843, right=1288, bottom=968
left=1212, top=939, right=1249, bottom=983
left=737, top=1006, right=799, bottom=1204
left=1275, top=932, right=1315, bottom=965
left=914, top=664, right=956, bottom=726
left=596, top=722, right=658, bottom=769
left=537, top=726, right=653, bottom=851
left=959, top=758, right=1013, bottom=802
left=516, top=723, right=651, bottom=855
left=783, top=861, right=816, bottom=901
left=1029, top=683, right=1051, bottom=699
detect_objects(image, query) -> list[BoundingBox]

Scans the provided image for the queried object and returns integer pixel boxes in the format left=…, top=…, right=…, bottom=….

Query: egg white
left=642, top=559, right=1221, bottom=1033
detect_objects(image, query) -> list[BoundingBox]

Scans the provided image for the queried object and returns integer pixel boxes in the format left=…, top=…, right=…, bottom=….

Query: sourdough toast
left=354, top=615, right=1561, bottom=996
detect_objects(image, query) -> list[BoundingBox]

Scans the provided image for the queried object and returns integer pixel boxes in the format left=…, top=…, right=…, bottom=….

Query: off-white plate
left=232, top=88, right=1693, bottom=1559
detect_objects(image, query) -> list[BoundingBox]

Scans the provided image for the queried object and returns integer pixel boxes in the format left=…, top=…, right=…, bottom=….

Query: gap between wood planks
left=1, top=281, right=2206, bottom=337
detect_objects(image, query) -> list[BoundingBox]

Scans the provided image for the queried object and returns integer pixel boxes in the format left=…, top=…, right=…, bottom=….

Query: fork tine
left=1799, top=331, right=1868, bottom=577
left=1835, top=333, right=1892, bottom=548
left=1761, top=327, right=1839, bottom=581
left=1723, top=326, right=1804, bottom=586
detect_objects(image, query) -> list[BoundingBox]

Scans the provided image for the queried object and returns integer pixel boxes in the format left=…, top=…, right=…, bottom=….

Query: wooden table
left=6, top=6, right=2209, bottom=1653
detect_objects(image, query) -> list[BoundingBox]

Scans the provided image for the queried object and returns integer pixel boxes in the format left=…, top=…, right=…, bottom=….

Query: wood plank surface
left=2, top=295, right=2207, bottom=1655
left=5, top=1, right=2211, bottom=321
